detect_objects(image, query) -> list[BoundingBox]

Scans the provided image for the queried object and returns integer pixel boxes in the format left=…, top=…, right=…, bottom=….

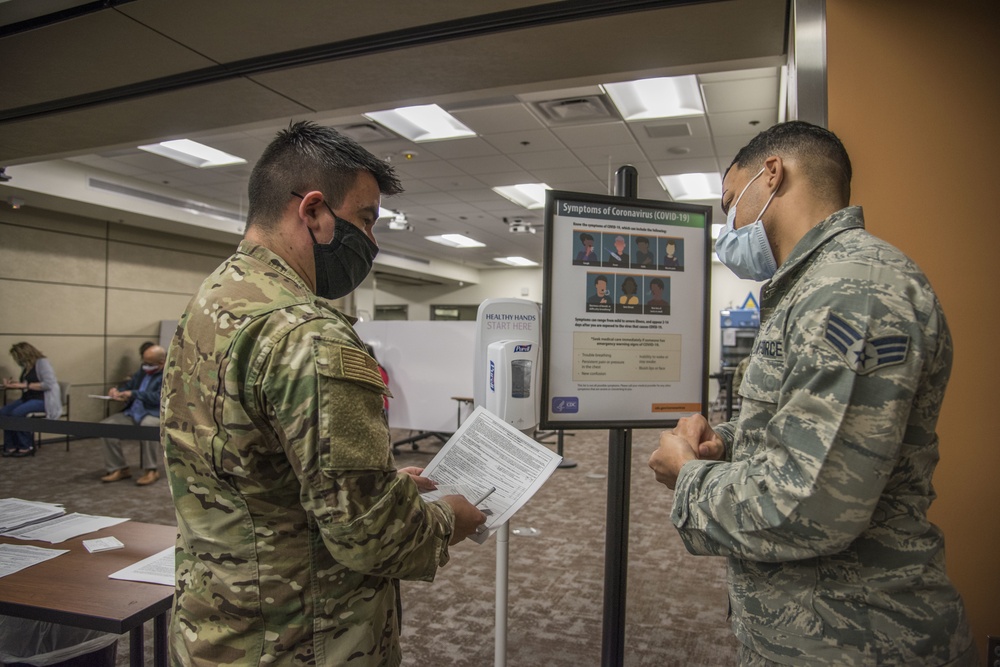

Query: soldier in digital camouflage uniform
left=161, top=121, right=485, bottom=667
left=649, top=121, right=977, bottom=666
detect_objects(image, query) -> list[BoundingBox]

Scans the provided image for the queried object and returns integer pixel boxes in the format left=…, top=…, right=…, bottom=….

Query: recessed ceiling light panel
left=365, top=104, right=476, bottom=142
left=137, top=139, right=246, bottom=168
left=494, top=256, right=538, bottom=266
left=425, top=233, right=485, bottom=248
left=658, top=172, right=721, bottom=201
left=603, top=75, right=704, bottom=120
left=492, top=183, right=551, bottom=210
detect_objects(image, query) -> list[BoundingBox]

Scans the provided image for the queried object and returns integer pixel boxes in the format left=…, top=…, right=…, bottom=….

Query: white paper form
left=87, top=394, right=114, bottom=401
left=0, top=498, right=65, bottom=533
left=108, top=546, right=174, bottom=586
left=2, top=513, right=129, bottom=543
left=420, top=406, right=561, bottom=544
left=0, top=544, right=68, bottom=578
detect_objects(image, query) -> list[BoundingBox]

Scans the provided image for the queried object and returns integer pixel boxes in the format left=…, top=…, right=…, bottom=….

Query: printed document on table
left=420, top=405, right=562, bottom=544
left=88, top=394, right=114, bottom=401
left=0, top=544, right=68, bottom=578
left=109, top=546, right=174, bottom=586
left=2, top=513, right=128, bottom=543
left=0, top=498, right=65, bottom=533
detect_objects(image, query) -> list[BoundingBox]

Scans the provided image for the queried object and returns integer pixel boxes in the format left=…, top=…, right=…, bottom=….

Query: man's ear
left=763, top=156, right=784, bottom=192
left=296, top=190, right=326, bottom=233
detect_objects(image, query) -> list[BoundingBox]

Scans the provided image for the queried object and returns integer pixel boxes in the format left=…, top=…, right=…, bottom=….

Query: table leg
left=130, top=623, right=144, bottom=667
left=154, top=611, right=168, bottom=667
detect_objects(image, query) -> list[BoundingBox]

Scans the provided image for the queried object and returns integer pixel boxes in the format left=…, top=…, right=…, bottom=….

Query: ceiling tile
left=481, top=129, right=565, bottom=154
left=509, top=150, right=583, bottom=171
left=451, top=104, right=545, bottom=134
left=701, top=77, right=780, bottom=114
left=650, top=156, right=721, bottom=176
left=707, top=109, right=779, bottom=137
left=418, top=138, right=499, bottom=160
left=551, top=122, right=633, bottom=149
left=450, top=155, right=522, bottom=175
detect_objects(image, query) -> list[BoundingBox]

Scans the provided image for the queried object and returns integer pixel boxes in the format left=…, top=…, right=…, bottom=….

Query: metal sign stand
left=600, top=165, right=638, bottom=667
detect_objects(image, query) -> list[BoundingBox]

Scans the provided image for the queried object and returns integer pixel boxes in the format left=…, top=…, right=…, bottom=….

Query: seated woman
left=2, top=342, right=61, bottom=457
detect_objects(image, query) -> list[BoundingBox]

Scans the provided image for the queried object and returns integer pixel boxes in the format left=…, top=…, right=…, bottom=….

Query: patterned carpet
left=0, top=428, right=738, bottom=666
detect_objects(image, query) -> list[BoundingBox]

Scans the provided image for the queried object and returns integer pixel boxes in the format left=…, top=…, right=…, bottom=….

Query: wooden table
left=0, top=521, right=175, bottom=667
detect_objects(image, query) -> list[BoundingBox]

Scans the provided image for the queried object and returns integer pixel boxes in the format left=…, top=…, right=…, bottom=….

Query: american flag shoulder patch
left=823, top=312, right=909, bottom=375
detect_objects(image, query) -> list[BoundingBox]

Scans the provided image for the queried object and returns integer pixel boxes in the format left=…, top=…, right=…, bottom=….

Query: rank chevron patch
left=823, top=312, right=910, bottom=375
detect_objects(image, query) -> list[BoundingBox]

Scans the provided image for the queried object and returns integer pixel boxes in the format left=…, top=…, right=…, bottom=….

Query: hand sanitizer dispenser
left=485, top=340, right=538, bottom=430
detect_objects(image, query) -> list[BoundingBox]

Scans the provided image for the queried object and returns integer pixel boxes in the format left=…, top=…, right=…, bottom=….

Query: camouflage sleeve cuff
left=670, top=459, right=731, bottom=556
left=427, top=498, right=456, bottom=568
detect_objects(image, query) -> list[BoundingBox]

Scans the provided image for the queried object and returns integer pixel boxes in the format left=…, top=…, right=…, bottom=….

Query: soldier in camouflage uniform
left=649, top=122, right=977, bottom=666
left=161, top=121, right=485, bottom=667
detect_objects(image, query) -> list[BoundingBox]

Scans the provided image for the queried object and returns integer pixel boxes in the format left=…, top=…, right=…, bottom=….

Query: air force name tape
left=824, top=312, right=909, bottom=375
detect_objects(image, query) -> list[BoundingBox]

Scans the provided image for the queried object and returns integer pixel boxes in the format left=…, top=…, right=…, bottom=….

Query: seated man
left=99, top=344, right=165, bottom=486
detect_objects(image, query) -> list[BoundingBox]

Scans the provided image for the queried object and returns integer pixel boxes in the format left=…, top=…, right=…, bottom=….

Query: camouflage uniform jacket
left=672, top=207, right=975, bottom=665
left=162, top=240, right=455, bottom=667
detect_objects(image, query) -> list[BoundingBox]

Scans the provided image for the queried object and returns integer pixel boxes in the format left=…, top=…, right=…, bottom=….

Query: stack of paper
left=0, top=498, right=65, bottom=532
left=419, top=406, right=562, bottom=545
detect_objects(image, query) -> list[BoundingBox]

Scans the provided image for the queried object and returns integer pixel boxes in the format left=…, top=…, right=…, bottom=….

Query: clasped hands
left=2, top=378, right=26, bottom=390
left=648, top=414, right=725, bottom=490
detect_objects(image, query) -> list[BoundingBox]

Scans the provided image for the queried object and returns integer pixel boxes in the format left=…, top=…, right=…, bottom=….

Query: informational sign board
left=540, top=190, right=711, bottom=429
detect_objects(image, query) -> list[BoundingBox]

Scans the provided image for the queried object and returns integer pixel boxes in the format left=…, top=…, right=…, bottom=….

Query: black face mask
left=294, top=192, right=379, bottom=300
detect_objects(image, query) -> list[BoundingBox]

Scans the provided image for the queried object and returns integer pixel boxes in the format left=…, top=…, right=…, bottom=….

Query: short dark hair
left=246, top=120, right=403, bottom=232
left=727, top=120, right=852, bottom=206
left=595, top=274, right=608, bottom=285
left=580, top=232, right=594, bottom=243
left=139, top=341, right=156, bottom=356
left=635, top=236, right=649, bottom=246
left=650, top=277, right=664, bottom=289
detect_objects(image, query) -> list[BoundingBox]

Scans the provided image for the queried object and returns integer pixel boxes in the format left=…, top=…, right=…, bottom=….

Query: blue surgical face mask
left=715, top=167, right=778, bottom=281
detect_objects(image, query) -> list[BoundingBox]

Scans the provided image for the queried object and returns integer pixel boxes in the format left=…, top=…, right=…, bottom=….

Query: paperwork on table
left=0, top=498, right=127, bottom=543
left=0, top=498, right=64, bottom=533
left=4, top=513, right=129, bottom=543
left=108, top=547, right=174, bottom=586
left=0, top=544, right=68, bottom=578
left=419, top=405, right=561, bottom=544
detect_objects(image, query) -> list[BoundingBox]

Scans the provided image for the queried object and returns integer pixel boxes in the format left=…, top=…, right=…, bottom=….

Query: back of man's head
left=246, top=121, right=404, bottom=234
left=727, top=120, right=852, bottom=207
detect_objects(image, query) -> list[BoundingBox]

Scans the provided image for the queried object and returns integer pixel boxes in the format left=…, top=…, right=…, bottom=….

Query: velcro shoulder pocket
left=313, top=339, right=391, bottom=471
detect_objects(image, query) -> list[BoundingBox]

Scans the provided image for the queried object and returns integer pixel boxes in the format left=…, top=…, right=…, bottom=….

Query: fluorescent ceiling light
left=658, top=172, right=722, bottom=201
left=492, top=183, right=551, bottom=210
left=425, top=233, right=485, bottom=248
left=603, top=75, right=704, bottom=120
left=137, top=139, right=246, bottom=168
left=494, top=256, right=538, bottom=267
left=365, top=104, right=476, bottom=142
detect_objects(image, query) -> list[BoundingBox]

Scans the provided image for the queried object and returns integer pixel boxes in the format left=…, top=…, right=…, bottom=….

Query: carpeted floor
left=0, top=428, right=738, bottom=666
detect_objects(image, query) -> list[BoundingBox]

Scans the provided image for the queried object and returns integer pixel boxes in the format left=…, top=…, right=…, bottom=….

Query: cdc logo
left=513, top=344, right=532, bottom=353
left=551, top=397, right=579, bottom=413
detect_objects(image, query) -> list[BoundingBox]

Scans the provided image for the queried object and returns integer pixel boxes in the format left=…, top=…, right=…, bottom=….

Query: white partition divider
left=355, top=320, right=476, bottom=433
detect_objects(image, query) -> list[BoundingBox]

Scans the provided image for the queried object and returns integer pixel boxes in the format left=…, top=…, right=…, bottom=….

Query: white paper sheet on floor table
left=108, top=546, right=174, bottom=586
left=0, top=544, right=68, bottom=578
left=1, top=513, right=129, bottom=543
left=420, top=406, right=562, bottom=544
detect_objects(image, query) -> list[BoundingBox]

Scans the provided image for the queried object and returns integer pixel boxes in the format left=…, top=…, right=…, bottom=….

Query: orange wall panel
left=827, top=0, right=1000, bottom=656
